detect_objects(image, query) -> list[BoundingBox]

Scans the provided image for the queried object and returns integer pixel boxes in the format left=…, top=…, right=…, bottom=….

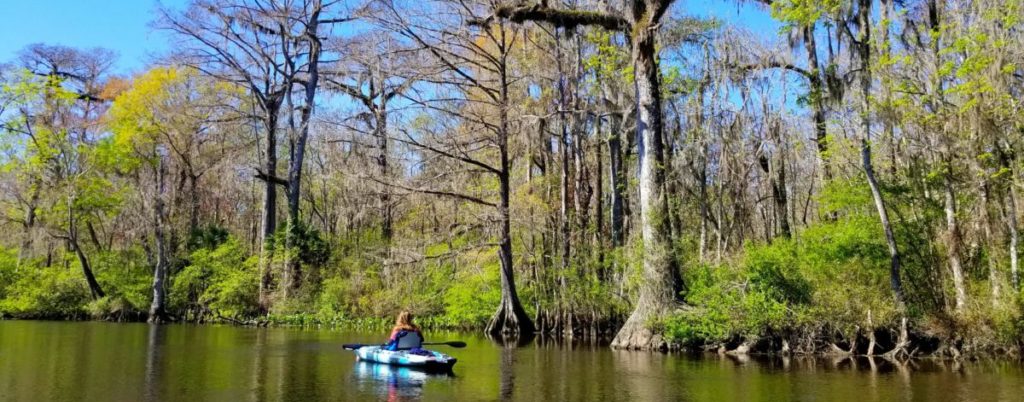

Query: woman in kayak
left=385, top=311, right=424, bottom=351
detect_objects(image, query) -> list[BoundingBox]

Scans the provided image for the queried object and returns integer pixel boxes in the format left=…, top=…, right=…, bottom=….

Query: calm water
left=0, top=321, right=1022, bottom=401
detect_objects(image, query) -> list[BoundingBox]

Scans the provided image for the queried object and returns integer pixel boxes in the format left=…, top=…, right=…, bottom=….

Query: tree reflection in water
left=489, top=332, right=535, bottom=401
left=144, top=324, right=166, bottom=402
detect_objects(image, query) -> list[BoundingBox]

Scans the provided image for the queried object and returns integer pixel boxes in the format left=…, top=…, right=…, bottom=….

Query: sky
left=0, top=0, right=186, bottom=74
left=0, top=0, right=781, bottom=75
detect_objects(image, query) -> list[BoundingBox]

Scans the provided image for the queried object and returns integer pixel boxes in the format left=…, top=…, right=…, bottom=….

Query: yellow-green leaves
left=107, top=67, right=182, bottom=159
left=770, top=0, right=843, bottom=30
left=106, top=66, right=237, bottom=171
left=583, top=31, right=630, bottom=87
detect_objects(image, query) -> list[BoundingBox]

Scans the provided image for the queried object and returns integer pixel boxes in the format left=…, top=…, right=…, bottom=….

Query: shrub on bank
left=442, top=259, right=501, bottom=328
left=92, top=248, right=152, bottom=317
left=170, top=237, right=260, bottom=319
left=0, top=263, right=90, bottom=319
left=666, top=214, right=919, bottom=348
left=0, top=247, right=18, bottom=301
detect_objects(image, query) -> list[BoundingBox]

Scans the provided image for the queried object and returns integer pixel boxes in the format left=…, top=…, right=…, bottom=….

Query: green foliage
left=0, top=248, right=17, bottom=301
left=187, top=224, right=230, bottom=251
left=769, top=0, right=844, bottom=29
left=85, top=296, right=141, bottom=320
left=93, top=248, right=152, bottom=313
left=583, top=31, right=631, bottom=88
left=818, top=177, right=875, bottom=216
left=745, top=240, right=812, bottom=305
left=268, top=222, right=330, bottom=268
left=315, top=275, right=349, bottom=322
left=170, top=237, right=260, bottom=318
left=666, top=260, right=793, bottom=344
left=442, top=260, right=501, bottom=327
left=666, top=211, right=905, bottom=345
left=0, top=264, right=90, bottom=318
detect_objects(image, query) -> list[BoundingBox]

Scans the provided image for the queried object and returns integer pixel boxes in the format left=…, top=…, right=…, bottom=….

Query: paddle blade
left=423, top=341, right=467, bottom=348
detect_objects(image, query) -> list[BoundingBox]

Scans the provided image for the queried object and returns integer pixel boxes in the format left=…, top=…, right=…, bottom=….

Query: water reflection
left=352, top=361, right=453, bottom=401
left=498, top=344, right=516, bottom=401
left=144, top=324, right=166, bottom=402
left=487, top=332, right=534, bottom=401
left=249, top=327, right=268, bottom=402
left=2, top=322, right=1024, bottom=402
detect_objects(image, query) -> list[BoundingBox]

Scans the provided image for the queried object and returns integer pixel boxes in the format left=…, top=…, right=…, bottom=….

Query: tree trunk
left=573, top=122, right=592, bottom=267
left=62, top=188, right=106, bottom=300
left=695, top=85, right=710, bottom=262
left=857, top=0, right=905, bottom=308
left=771, top=122, right=791, bottom=238
left=608, top=113, right=626, bottom=248
left=557, top=39, right=572, bottom=286
left=944, top=173, right=967, bottom=311
left=149, top=154, right=171, bottom=324
left=698, top=142, right=709, bottom=262
left=1002, top=140, right=1021, bottom=291
left=258, top=105, right=280, bottom=311
left=664, top=114, right=683, bottom=241
left=188, top=173, right=200, bottom=236
left=611, top=19, right=682, bottom=351
left=286, top=9, right=322, bottom=229
left=74, top=242, right=104, bottom=300
left=1009, top=189, right=1020, bottom=291
left=570, top=36, right=591, bottom=265
left=282, top=7, right=325, bottom=295
left=86, top=221, right=103, bottom=251
left=595, top=117, right=606, bottom=277
left=376, top=106, right=392, bottom=243
left=880, top=0, right=898, bottom=179
left=69, top=223, right=104, bottom=300
left=980, top=181, right=1001, bottom=305
left=486, top=40, right=535, bottom=336
left=487, top=153, right=535, bottom=335
left=759, top=125, right=790, bottom=239
left=804, top=25, right=832, bottom=186
left=17, top=184, right=40, bottom=268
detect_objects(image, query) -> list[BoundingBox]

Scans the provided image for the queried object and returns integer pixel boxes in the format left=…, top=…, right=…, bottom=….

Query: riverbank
left=3, top=214, right=1023, bottom=360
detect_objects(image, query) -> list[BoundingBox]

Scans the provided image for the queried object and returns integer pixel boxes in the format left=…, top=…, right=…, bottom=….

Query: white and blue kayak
left=354, top=346, right=458, bottom=371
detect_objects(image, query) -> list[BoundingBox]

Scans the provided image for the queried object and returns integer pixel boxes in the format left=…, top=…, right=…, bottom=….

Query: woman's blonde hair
left=395, top=311, right=419, bottom=331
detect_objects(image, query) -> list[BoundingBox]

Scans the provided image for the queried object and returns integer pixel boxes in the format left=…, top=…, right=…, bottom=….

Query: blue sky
left=0, top=0, right=185, bottom=74
left=1, top=0, right=780, bottom=75
left=688, top=0, right=780, bottom=32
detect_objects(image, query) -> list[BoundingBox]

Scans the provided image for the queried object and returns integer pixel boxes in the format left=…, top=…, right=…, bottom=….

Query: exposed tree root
left=611, top=312, right=669, bottom=351
left=486, top=294, right=535, bottom=336
left=726, top=339, right=754, bottom=355
left=882, top=317, right=912, bottom=360
left=611, top=302, right=687, bottom=351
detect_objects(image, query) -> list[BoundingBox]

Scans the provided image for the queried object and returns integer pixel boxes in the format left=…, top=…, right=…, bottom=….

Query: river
left=0, top=321, right=1021, bottom=401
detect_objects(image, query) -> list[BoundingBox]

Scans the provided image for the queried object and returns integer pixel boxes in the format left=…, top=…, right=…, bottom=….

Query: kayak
left=354, top=346, right=457, bottom=371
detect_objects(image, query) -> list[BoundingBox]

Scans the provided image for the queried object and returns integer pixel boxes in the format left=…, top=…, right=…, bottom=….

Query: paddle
left=425, top=341, right=467, bottom=348
left=343, top=341, right=466, bottom=350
